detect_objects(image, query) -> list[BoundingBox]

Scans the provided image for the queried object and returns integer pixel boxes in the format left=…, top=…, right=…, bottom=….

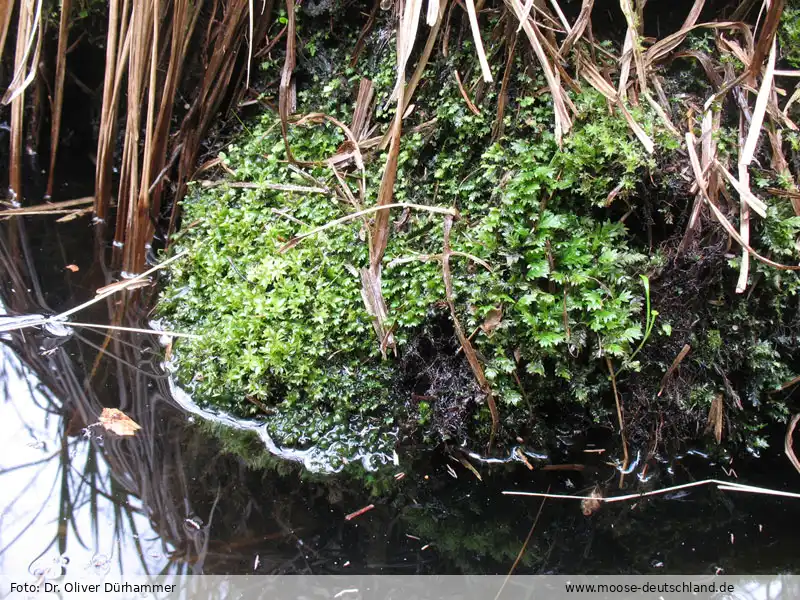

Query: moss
left=780, top=6, right=800, bottom=69
left=159, top=7, right=800, bottom=468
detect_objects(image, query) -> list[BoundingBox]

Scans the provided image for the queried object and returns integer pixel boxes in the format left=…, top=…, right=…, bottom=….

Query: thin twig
left=606, top=356, right=629, bottom=487
left=658, top=343, right=691, bottom=396
left=61, top=321, right=200, bottom=339
left=503, top=478, right=800, bottom=501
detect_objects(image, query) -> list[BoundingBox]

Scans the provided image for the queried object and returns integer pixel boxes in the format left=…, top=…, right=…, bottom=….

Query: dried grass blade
left=558, top=0, right=593, bottom=56
left=617, top=27, right=633, bottom=100
left=61, top=321, right=200, bottom=339
left=462, top=0, right=492, bottom=82
left=0, top=196, right=94, bottom=216
left=493, top=25, right=517, bottom=139
left=686, top=132, right=800, bottom=271
left=581, top=60, right=617, bottom=100
left=398, top=0, right=423, bottom=72
left=606, top=357, right=629, bottom=487
left=247, top=0, right=254, bottom=88
left=646, top=20, right=743, bottom=66
left=619, top=0, right=647, bottom=93
left=506, top=0, right=571, bottom=142
left=349, top=79, right=375, bottom=143
left=749, top=0, right=783, bottom=78
left=548, top=0, right=571, bottom=33
left=741, top=37, right=777, bottom=165
left=504, top=479, right=800, bottom=501
left=1, top=0, right=42, bottom=105
left=643, top=92, right=680, bottom=137
left=404, top=0, right=446, bottom=111
left=715, top=161, right=767, bottom=217
left=516, top=0, right=535, bottom=33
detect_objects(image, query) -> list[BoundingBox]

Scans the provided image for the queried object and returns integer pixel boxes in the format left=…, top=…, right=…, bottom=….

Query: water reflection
left=0, top=340, right=169, bottom=577
left=2, top=216, right=800, bottom=578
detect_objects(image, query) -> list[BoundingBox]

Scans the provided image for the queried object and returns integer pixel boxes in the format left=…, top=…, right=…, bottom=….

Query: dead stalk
left=442, top=215, right=500, bottom=449
left=606, top=356, right=629, bottom=487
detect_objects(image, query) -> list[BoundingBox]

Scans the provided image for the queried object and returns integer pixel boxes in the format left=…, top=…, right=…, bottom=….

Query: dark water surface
left=2, top=215, right=800, bottom=579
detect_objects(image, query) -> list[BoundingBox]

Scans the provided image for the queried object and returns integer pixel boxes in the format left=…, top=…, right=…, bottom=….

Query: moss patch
left=159, top=6, right=800, bottom=468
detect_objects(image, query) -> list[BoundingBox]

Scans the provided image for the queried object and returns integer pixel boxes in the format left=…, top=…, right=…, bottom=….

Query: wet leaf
left=481, top=307, right=503, bottom=336
left=99, top=408, right=142, bottom=437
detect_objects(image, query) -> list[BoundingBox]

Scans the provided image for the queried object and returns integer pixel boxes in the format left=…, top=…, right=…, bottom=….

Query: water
left=2, top=216, right=800, bottom=578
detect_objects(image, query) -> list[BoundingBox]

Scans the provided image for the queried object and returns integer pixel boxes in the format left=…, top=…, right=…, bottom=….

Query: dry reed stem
left=403, top=0, right=446, bottom=113
left=8, top=0, right=35, bottom=199
left=46, top=0, right=72, bottom=198
left=548, top=0, right=570, bottom=33
left=279, top=0, right=297, bottom=162
left=749, top=0, right=783, bottom=79
left=558, top=0, right=593, bottom=56
left=426, top=0, right=440, bottom=26
left=716, top=161, right=768, bottom=216
left=579, top=61, right=654, bottom=152
left=0, top=1, right=13, bottom=63
left=0, top=249, right=189, bottom=334
left=94, top=0, right=122, bottom=219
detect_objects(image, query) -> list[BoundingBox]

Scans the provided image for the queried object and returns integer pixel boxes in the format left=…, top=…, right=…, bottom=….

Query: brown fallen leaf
left=99, top=408, right=142, bottom=437
left=65, top=264, right=79, bottom=272
left=481, top=306, right=503, bottom=336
